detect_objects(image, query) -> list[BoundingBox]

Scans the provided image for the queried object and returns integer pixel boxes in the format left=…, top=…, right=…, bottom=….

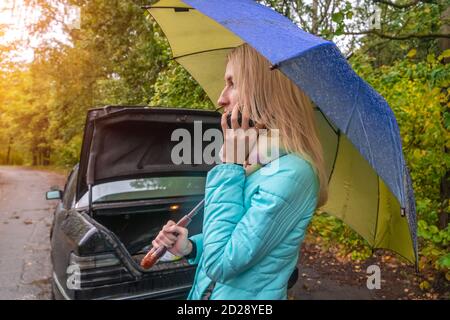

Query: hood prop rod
left=86, top=152, right=96, bottom=217
left=86, top=123, right=97, bottom=217
left=86, top=120, right=97, bottom=217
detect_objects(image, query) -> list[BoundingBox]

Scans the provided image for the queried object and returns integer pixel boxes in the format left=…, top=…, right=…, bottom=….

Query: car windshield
left=76, top=176, right=206, bottom=207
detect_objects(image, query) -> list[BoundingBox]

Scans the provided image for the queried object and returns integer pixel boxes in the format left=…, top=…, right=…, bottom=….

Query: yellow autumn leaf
left=407, top=49, right=417, bottom=58
left=419, top=280, right=431, bottom=291
left=438, top=49, right=450, bottom=60
left=413, top=149, right=422, bottom=158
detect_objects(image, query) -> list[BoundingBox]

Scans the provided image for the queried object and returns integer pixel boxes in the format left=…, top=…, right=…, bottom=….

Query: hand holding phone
left=221, top=106, right=258, bottom=164
left=226, top=111, right=255, bottom=128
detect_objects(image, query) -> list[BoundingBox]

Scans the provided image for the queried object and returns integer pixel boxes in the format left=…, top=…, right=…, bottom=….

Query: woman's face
left=217, top=61, right=239, bottom=113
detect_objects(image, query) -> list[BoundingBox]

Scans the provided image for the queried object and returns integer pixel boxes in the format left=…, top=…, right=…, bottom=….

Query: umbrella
left=145, top=0, right=417, bottom=265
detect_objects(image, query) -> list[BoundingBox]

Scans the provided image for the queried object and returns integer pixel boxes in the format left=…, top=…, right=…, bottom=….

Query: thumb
left=219, top=145, right=225, bottom=163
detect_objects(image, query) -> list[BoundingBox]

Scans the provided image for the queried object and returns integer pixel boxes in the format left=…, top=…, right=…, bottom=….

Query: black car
left=47, top=105, right=298, bottom=300
left=47, top=106, right=222, bottom=300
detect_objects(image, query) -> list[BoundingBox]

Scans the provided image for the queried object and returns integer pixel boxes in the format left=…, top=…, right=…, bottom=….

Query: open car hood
left=76, top=106, right=222, bottom=202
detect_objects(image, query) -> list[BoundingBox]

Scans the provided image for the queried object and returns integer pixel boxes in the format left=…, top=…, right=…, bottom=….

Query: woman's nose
left=217, top=90, right=228, bottom=108
left=217, top=97, right=227, bottom=108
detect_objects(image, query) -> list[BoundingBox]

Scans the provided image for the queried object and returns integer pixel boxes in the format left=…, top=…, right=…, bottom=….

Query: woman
left=151, top=43, right=328, bottom=300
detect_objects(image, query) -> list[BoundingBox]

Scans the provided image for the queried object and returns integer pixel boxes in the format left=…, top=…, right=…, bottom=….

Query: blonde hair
left=227, top=43, right=328, bottom=208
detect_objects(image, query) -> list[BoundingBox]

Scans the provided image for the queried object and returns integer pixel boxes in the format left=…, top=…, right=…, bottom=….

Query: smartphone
left=226, top=111, right=255, bottom=128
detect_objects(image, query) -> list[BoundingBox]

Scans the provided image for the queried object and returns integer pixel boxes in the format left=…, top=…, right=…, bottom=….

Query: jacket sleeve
left=186, top=233, right=203, bottom=265
left=201, top=162, right=317, bottom=283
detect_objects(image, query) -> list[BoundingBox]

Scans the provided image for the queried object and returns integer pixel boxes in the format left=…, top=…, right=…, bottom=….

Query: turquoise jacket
left=186, top=153, right=319, bottom=300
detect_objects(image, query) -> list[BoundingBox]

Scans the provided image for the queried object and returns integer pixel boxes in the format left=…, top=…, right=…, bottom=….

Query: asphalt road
left=0, top=166, right=65, bottom=300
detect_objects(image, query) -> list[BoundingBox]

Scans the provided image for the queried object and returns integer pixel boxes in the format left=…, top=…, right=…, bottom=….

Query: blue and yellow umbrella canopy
left=146, top=0, right=417, bottom=264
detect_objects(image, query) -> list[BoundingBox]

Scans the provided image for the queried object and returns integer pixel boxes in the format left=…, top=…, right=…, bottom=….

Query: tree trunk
left=440, top=172, right=449, bottom=230
left=43, top=147, right=51, bottom=166
left=32, top=144, right=38, bottom=166
left=311, top=0, right=319, bottom=34
left=438, top=6, right=450, bottom=64
left=5, top=137, right=12, bottom=165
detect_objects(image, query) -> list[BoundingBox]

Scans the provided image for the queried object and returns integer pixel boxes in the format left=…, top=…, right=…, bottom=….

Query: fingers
left=221, top=104, right=257, bottom=164
left=152, top=231, right=176, bottom=248
left=152, top=222, right=189, bottom=250
left=219, top=144, right=225, bottom=163
left=241, top=105, right=250, bottom=130
left=242, top=104, right=255, bottom=156
left=165, top=220, right=176, bottom=227
left=152, top=239, right=162, bottom=249
left=165, top=225, right=188, bottom=238
left=161, top=230, right=178, bottom=242
left=221, top=111, right=229, bottom=132
left=247, top=127, right=258, bottom=148
left=221, top=112, right=229, bottom=162
left=231, top=104, right=239, bottom=129
left=162, top=220, right=176, bottom=233
left=153, top=233, right=174, bottom=248
left=153, top=220, right=180, bottom=249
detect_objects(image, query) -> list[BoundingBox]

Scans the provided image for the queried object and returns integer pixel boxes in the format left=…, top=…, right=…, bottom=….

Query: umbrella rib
left=373, top=176, right=380, bottom=249
left=171, top=47, right=238, bottom=61
left=343, top=79, right=361, bottom=134
left=388, top=116, right=405, bottom=206
left=142, top=6, right=195, bottom=10
left=327, top=130, right=340, bottom=184
left=315, top=106, right=339, bottom=135
left=356, top=107, right=375, bottom=167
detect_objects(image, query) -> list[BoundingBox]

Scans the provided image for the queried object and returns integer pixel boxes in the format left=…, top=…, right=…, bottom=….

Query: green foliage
left=149, top=60, right=215, bottom=110
left=309, top=212, right=373, bottom=262
left=0, top=0, right=213, bottom=167
left=51, top=134, right=83, bottom=166
left=418, top=220, right=450, bottom=273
